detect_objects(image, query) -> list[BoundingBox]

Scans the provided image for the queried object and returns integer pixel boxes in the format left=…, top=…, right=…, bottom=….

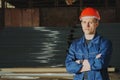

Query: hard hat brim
left=80, top=16, right=100, bottom=21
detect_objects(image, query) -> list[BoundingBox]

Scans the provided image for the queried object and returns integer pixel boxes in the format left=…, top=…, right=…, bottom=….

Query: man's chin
left=85, top=32, right=94, bottom=35
left=84, top=32, right=90, bottom=35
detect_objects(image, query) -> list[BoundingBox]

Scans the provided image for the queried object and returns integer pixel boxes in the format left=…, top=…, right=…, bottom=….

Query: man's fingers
left=80, top=65, right=90, bottom=72
left=96, top=54, right=102, bottom=59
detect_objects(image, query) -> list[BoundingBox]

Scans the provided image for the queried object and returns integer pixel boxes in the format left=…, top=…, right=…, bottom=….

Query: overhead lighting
left=65, top=0, right=76, bottom=5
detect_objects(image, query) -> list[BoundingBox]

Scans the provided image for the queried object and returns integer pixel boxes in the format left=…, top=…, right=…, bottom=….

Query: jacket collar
left=80, top=33, right=101, bottom=44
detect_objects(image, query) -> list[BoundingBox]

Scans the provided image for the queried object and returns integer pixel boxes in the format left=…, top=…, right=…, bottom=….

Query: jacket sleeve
left=89, top=40, right=112, bottom=70
left=65, top=42, right=83, bottom=73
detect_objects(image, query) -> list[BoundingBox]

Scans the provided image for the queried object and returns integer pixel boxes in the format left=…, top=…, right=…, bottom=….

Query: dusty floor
left=109, top=73, right=120, bottom=80
left=0, top=73, right=119, bottom=80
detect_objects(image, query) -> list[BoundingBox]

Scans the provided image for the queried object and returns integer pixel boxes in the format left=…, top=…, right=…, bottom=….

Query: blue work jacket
left=65, top=33, right=112, bottom=80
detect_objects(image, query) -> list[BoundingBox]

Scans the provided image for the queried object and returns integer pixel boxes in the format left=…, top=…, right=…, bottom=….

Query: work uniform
left=65, top=33, right=112, bottom=80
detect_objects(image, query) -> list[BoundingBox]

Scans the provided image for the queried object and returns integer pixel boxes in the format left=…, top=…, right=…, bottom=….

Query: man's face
left=81, top=18, right=99, bottom=35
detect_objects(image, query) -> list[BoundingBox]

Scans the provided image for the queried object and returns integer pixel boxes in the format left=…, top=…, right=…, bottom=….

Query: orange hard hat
left=79, top=7, right=100, bottom=20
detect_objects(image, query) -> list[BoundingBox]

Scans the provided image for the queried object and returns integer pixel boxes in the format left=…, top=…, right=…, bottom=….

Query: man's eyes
left=89, top=22, right=94, bottom=24
left=82, top=21, right=94, bottom=24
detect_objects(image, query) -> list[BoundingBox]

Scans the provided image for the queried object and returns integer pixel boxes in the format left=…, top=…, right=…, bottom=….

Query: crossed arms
left=75, top=54, right=101, bottom=72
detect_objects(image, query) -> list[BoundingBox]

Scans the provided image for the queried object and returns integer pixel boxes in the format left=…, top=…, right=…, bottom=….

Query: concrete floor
left=0, top=73, right=119, bottom=80
left=109, top=73, right=120, bottom=80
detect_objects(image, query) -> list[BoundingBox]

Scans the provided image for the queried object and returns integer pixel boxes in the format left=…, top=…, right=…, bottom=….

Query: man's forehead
left=81, top=18, right=97, bottom=21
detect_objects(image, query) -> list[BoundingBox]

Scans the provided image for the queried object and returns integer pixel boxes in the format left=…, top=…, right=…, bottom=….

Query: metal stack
left=0, top=27, right=72, bottom=68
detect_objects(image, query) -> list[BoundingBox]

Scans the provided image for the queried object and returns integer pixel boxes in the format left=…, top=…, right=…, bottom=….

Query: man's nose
left=86, top=23, right=90, bottom=27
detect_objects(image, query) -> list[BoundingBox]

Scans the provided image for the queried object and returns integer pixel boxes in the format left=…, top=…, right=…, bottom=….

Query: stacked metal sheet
left=0, top=27, right=73, bottom=68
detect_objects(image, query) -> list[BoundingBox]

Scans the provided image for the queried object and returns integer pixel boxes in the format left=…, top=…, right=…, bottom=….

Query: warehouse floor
left=0, top=73, right=119, bottom=80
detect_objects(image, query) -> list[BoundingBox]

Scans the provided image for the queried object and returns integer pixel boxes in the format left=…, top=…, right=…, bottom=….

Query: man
left=65, top=7, right=112, bottom=80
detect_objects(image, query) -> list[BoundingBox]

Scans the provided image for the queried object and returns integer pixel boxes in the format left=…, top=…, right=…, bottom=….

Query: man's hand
left=80, top=60, right=91, bottom=72
left=96, top=54, right=102, bottom=59
left=75, top=60, right=83, bottom=64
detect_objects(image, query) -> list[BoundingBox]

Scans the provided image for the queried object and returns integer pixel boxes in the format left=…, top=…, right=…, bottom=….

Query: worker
left=65, top=7, right=112, bottom=80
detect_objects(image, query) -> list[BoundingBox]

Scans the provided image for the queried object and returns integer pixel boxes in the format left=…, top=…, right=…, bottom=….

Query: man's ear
left=96, top=21, right=99, bottom=28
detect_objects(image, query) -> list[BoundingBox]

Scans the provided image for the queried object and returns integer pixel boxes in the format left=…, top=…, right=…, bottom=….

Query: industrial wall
left=0, top=7, right=119, bottom=27
left=40, top=7, right=79, bottom=27
left=5, top=8, right=39, bottom=27
left=41, top=7, right=119, bottom=27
